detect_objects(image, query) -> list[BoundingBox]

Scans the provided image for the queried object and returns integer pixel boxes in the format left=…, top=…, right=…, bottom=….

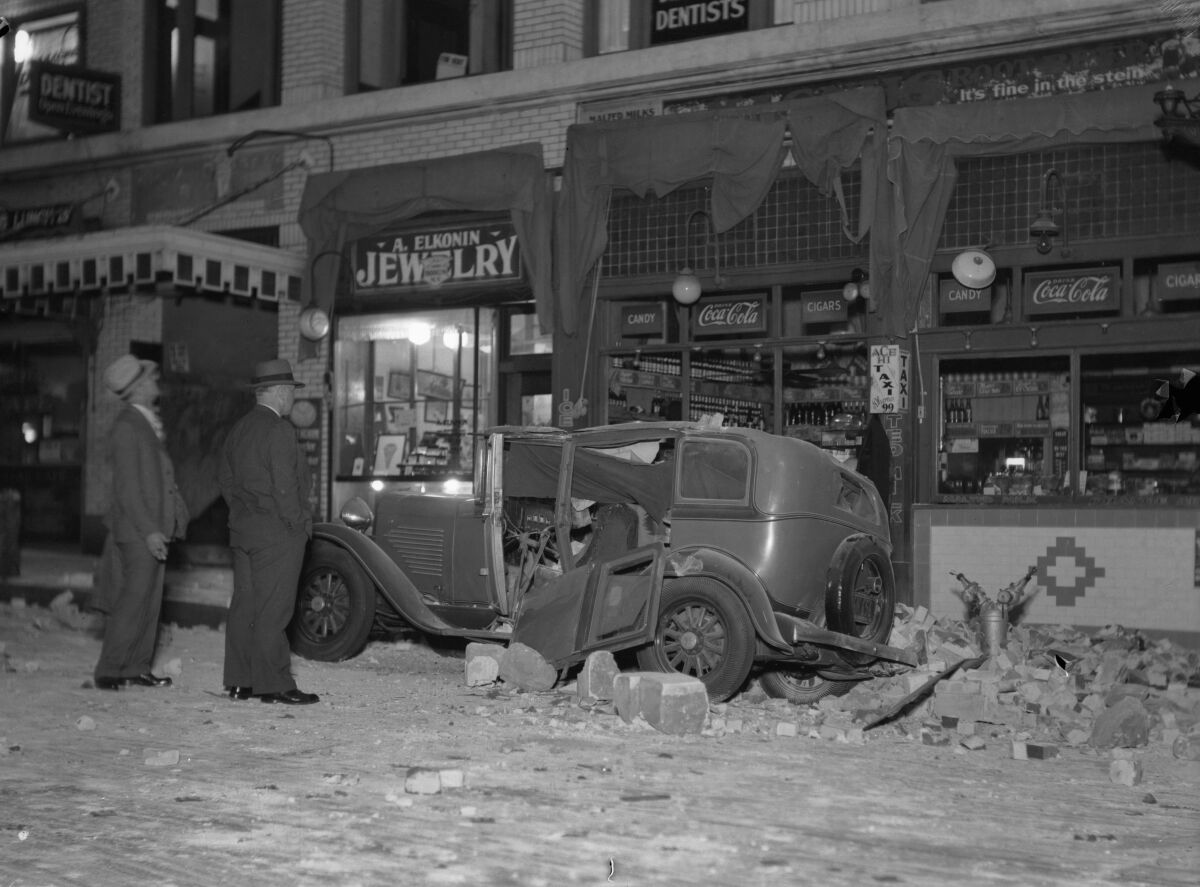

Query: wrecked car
left=290, top=422, right=915, bottom=702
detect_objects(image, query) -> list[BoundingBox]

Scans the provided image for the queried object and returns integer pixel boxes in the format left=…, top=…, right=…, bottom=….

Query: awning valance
left=555, top=88, right=888, bottom=336
left=887, top=82, right=1167, bottom=332
left=298, top=142, right=552, bottom=330
left=0, top=225, right=304, bottom=301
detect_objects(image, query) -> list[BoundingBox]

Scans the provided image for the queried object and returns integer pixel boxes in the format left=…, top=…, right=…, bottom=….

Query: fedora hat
left=103, top=354, right=157, bottom=398
left=250, top=358, right=305, bottom=389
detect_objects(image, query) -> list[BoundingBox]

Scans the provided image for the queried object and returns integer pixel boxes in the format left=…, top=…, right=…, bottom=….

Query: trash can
left=0, top=488, right=19, bottom=578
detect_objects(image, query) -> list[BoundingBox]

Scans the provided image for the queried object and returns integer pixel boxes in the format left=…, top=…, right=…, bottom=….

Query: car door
left=510, top=543, right=666, bottom=669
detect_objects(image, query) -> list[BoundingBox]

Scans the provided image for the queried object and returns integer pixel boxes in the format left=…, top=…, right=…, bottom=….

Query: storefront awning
left=298, top=143, right=552, bottom=334
left=0, top=225, right=304, bottom=301
left=555, top=88, right=888, bottom=337
left=887, top=82, right=1166, bottom=332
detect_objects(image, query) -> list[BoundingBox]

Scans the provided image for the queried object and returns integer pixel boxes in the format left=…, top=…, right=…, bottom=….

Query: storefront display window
left=1080, top=350, right=1200, bottom=498
left=333, top=307, right=495, bottom=483
left=781, top=342, right=870, bottom=465
left=937, top=356, right=1070, bottom=501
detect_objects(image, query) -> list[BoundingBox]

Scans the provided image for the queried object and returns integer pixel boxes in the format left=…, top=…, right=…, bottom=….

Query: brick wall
left=514, top=0, right=584, bottom=68
left=281, top=0, right=345, bottom=105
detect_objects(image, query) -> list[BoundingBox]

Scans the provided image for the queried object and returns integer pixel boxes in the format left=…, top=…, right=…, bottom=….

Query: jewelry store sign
left=1024, top=267, right=1120, bottom=316
left=353, top=221, right=521, bottom=292
left=870, top=344, right=910, bottom=414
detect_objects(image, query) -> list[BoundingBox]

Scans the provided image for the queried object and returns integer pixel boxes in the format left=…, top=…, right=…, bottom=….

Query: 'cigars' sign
left=1024, top=267, right=1120, bottom=316
left=691, top=294, right=766, bottom=337
left=352, top=221, right=521, bottom=292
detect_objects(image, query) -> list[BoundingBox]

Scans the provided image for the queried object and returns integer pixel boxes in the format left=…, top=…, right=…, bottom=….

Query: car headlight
left=340, top=496, right=374, bottom=532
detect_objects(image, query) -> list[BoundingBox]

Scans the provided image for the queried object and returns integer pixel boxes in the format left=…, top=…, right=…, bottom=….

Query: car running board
left=774, top=612, right=919, bottom=668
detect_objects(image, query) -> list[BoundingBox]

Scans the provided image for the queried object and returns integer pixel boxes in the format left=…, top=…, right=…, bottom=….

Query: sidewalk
left=0, top=544, right=232, bottom=627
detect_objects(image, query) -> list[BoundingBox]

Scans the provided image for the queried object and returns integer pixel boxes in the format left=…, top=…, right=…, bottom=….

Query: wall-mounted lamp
left=1154, top=86, right=1200, bottom=148
left=842, top=268, right=871, bottom=302
left=951, top=249, right=996, bottom=289
left=816, top=341, right=828, bottom=362
left=672, top=208, right=721, bottom=305
left=298, top=305, right=331, bottom=341
left=1031, top=168, right=1069, bottom=256
left=1029, top=326, right=1039, bottom=348
left=962, top=330, right=973, bottom=351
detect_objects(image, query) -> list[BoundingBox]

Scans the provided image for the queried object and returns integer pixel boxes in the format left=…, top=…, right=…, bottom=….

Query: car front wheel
left=289, top=542, right=376, bottom=662
left=635, top=577, right=755, bottom=703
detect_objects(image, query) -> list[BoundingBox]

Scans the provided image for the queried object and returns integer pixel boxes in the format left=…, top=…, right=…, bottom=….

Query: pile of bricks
left=825, top=604, right=1200, bottom=767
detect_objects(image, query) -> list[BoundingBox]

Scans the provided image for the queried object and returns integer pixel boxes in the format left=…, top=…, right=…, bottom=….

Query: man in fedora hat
left=218, top=358, right=318, bottom=705
left=93, top=354, right=189, bottom=691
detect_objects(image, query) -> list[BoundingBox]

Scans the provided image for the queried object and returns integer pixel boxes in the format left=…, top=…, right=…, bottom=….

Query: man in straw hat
left=93, top=354, right=189, bottom=690
left=218, top=358, right=317, bottom=704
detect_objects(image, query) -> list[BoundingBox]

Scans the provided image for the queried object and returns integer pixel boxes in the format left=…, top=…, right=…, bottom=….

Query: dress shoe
left=258, top=689, right=319, bottom=705
left=124, top=673, right=172, bottom=688
left=227, top=686, right=253, bottom=700
left=94, top=676, right=122, bottom=691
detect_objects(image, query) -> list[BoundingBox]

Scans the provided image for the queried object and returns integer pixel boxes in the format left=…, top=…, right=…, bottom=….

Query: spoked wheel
left=825, top=535, right=896, bottom=665
left=635, top=577, right=755, bottom=703
left=760, top=670, right=854, bottom=705
left=289, top=542, right=375, bottom=661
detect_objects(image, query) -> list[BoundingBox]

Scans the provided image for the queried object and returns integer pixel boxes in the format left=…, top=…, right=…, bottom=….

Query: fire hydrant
left=950, top=566, right=1038, bottom=656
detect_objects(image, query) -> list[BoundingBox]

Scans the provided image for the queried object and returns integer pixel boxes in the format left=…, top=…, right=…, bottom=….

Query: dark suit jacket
left=219, top=404, right=313, bottom=549
left=108, top=404, right=189, bottom=544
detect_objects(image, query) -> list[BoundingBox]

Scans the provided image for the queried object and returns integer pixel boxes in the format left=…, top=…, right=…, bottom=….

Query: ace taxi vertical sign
left=870, top=344, right=910, bottom=413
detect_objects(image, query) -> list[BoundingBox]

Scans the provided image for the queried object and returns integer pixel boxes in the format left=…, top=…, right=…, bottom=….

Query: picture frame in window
left=374, top=375, right=385, bottom=400
left=416, top=369, right=459, bottom=400
left=425, top=400, right=450, bottom=424
left=386, top=404, right=415, bottom=432
left=372, top=434, right=408, bottom=475
left=387, top=371, right=411, bottom=400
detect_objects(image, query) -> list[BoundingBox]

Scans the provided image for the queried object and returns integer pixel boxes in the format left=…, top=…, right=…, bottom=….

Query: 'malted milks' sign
left=1024, top=267, right=1120, bottom=316
left=353, top=221, right=521, bottom=292
left=691, top=293, right=766, bottom=337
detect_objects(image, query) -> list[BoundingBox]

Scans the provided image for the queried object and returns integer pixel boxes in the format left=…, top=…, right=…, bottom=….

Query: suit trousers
left=223, top=534, right=307, bottom=695
left=94, top=540, right=165, bottom=679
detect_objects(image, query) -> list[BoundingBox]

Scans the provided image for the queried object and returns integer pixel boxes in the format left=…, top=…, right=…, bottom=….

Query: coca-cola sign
left=691, top=294, right=767, bottom=337
left=1024, top=267, right=1120, bottom=316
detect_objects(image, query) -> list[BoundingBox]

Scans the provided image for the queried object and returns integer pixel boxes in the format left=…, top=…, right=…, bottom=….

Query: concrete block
left=577, top=650, right=620, bottom=701
left=1090, top=697, right=1150, bottom=750
left=637, top=673, right=709, bottom=735
left=498, top=642, right=557, bottom=692
left=1109, top=758, right=1143, bottom=786
left=613, top=673, right=643, bottom=724
left=465, top=642, right=504, bottom=686
left=404, top=767, right=442, bottom=795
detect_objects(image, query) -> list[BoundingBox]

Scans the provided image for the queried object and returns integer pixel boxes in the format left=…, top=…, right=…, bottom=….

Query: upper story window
left=588, top=0, right=791, bottom=55
left=146, top=0, right=280, bottom=124
left=1, top=8, right=82, bottom=145
left=349, top=0, right=512, bottom=92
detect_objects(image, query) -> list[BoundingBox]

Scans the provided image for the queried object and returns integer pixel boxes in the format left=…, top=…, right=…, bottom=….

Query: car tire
left=760, top=670, right=854, bottom=705
left=635, top=577, right=755, bottom=703
left=289, top=542, right=376, bottom=662
left=824, top=535, right=895, bottom=665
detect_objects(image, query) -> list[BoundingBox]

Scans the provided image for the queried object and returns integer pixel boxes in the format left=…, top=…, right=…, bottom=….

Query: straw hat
left=103, top=355, right=157, bottom=398
left=250, top=358, right=305, bottom=389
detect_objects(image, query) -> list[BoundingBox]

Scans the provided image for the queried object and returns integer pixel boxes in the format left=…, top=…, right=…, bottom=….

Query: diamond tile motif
left=1035, top=536, right=1106, bottom=607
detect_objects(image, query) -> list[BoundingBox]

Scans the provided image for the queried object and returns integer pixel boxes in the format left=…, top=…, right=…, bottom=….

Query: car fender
left=666, top=546, right=791, bottom=652
left=312, top=523, right=461, bottom=637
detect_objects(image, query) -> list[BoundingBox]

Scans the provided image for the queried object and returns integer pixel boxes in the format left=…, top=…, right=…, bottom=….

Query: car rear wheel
left=824, top=535, right=895, bottom=665
left=760, top=670, right=854, bottom=705
left=289, top=542, right=376, bottom=662
left=635, top=577, right=755, bottom=703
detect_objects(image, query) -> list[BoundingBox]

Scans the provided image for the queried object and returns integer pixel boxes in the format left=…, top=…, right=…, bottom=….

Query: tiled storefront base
left=913, top=506, right=1200, bottom=647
